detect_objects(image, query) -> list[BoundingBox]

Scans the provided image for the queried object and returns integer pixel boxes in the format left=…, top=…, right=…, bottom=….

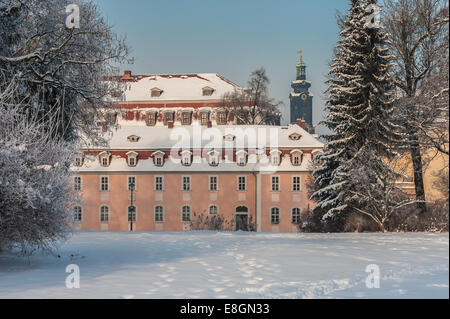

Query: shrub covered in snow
left=0, top=85, right=78, bottom=255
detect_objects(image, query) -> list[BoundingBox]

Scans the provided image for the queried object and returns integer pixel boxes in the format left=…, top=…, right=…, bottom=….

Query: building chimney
left=296, top=118, right=307, bottom=130
left=168, top=120, right=174, bottom=129
left=123, top=70, right=132, bottom=79
left=207, top=120, right=212, bottom=128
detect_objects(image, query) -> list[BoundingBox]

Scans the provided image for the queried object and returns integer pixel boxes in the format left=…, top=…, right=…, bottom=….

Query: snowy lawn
left=0, top=231, right=448, bottom=299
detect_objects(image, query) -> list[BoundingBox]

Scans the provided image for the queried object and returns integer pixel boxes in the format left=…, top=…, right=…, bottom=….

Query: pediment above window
left=289, top=133, right=302, bottom=141
left=127, top=135, right=140, bottom=142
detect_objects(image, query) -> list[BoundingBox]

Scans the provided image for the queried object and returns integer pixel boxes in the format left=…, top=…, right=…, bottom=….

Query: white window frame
left=209, top=205, right=219, bottom=215
left=127, top=176, right=137, bottom=191
left=154, top=205, right=164, bottom=222
left=74, top=176, right=82, bottom=191
left=270, top=207, right=280, bottom=224
left=155, top=176, right=164, bottom=191
left=209, top=175, right=218, bottom=191
left=291, top=207, right=301, bottom=224
left=100, top=205, right=110, bottom=222
left=182, top=176, right=191, bottom=191
left=73, top=206, right=82, bottom=222
left=292, top=176, right=301, bottom=192
left=271, top=175, right=280, bottom=192
left=127, top=205, right=137, bottom=222
left=181, top=205, right=191, bottom=222
left=237, top=176, right=247, bottom=191
left=100, top=176, right=109, bottom=192
left=102, top=157, right=109, bottom=167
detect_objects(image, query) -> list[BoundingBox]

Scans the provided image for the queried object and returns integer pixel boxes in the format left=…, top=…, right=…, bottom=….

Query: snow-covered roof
left=106, top=73, right=239, bottom=102
left=82, top=124, right=324, bottom=150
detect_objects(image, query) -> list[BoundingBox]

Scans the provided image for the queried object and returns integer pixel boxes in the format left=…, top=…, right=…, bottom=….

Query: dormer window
left=289, top=133, right=302, bottom=141
left=74, top=154, right=84, bottom=167
left=270, top=150, right=282, bottom=166
left=200, top=111, right=209, bottom=126
left=311, top=149, right=323, bottom=160
left=152, top=151, right=165, bottom=167
left=181, top=111, right=192, bottom=125
left=99, top=151, right=111, bottom=167
left=181, top=150, right=192, bottom=166
left=146, top=111, right=157, bottom=126
left=127, top=135, right=140, bottom=142
left=126, top=151, right=138, bottom=167
left=216, top=110, right=227, bottom=125
left=290, top=149, right=303, bottom=166
left=236, top=150, right=247, bottom=166
left=151, top=87, right=163, bottom=97
left=163, top=111, right=174, bottom=125
left=207, top=150, right=220, bottom=166
left=202, top=86, right=215, bottom=96
left=223, top=134, right=235, bottom=142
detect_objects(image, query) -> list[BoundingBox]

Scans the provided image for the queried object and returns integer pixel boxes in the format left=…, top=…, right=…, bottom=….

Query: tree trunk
left=409, top=131, right=427, bottom=214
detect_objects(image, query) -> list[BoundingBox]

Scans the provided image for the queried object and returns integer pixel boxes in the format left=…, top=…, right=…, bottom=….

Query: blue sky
left=96, top=0, right=350, bottom=133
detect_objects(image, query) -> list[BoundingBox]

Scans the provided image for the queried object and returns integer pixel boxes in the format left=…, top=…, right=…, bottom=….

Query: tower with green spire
left=290, top=50, right=314, bottom=132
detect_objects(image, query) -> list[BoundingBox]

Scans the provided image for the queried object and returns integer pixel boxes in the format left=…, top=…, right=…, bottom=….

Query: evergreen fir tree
left=312, top=0, right=403, bottom=229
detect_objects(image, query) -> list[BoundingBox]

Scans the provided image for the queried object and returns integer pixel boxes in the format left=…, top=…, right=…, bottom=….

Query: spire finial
left=297, top=50, right=303, bottom=63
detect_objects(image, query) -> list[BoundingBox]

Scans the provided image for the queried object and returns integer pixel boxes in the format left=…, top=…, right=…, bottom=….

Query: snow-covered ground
left=0, top=231, right=448, bottom=299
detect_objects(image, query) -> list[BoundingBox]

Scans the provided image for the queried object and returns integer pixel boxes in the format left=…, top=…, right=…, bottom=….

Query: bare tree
left=383, top=0, right=449, bottom=213
left=220, top=68, right=282, bottom=125
left=0, top=0, right=131, bottom=143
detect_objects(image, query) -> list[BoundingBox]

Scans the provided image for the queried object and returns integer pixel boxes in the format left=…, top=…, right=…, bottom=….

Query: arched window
left=292, top=207, right=301, bottom=224
left=73, top=206, right=82, bottom=222
left=155, top=206, right=164, bottom=222
left=209, top=205, right=218, bottom=215
left=182, top=205, right=191, bottom=221
left=236, top=205, right=248, bottom=213
left=271, top=207, right=280, bottom=224
left=127, top=205, right=137, bottom=222
left=100, top=205, right=109, bottom=222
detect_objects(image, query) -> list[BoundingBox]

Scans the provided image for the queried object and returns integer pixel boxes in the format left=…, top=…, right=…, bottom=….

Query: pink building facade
left=71, top=72, right=323, bottom=232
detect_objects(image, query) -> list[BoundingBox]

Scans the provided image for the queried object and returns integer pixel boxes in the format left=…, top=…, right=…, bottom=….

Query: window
left=74, top=157, right=83, bottom=167
left=181, top=112, right=191, bottom=125
left=200, top=112, right=209, bottom=125
left=155, top=176, right=164, bottom=191
left=100, top=205, right=109, bottom=222
left=146, top=112, right=157, bottom=126
left=163, top=112, right=174, bottom=125
left=202, top=87, right=214, bottom=96
left=73, top=206, right=82, bottom=222
left=129, top=157, right=135, bottom=166
left=100, top=176, right=109, bottom=191
left=292, top=176, right=301, bottom=191
left=293, top=155, right=300, bottom=165
left=102, top=157, right=109, bottom=167
left=182, top=176, right=191, bottom=191
left=272, top=155, right=279, bottom=165
left=209, top=176, right=218, bottom=191
left=209, top=205, right=218, bottom=215
left=238, top=156, right=246, bottom=166
left=271, top=176, right=280, bottom=192
left=217, top=111, right=227, bottom=125
left=271, top=207, right=280, bottom=224
left=127, top=206, right=136, bottom=222
left=151, top=88, right=162, bottom=97
left=238, top=176, right=246, bottom=191
left=291, top=151, right=302, bottom=166
left=182, top=205, right=191, bottom=221
left=154, top=206, right=164, bottom=222
left=128, top=176, right=136, bottom=191
left=236, top=151, right=247, bottom=166
left=182, top=152, right=191, bottom=166
left=292, top=207, right=301, bottom=224
left=155, top=155, right=164, bottom=167
left=74, top=176, right=82, bottom=191
left=127, top=135, right=140, bottom=142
